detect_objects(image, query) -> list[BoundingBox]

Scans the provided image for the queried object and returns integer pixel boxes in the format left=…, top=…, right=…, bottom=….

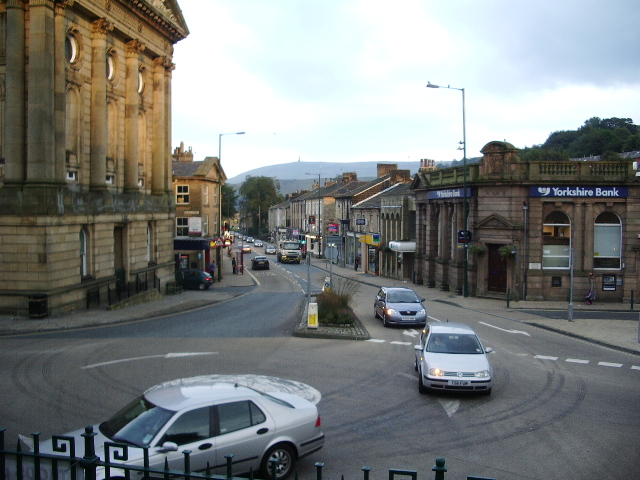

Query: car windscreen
left=426, top=333, right=483, bottom=354
left=387, top=291, right=419, bottom=303
left=100, top=396, right=175, bottom=447
left=282, top=242, right=300, bottom=250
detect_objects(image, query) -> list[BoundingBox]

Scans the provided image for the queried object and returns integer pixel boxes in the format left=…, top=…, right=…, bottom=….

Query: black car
left=252, top=255, right=270, bottom=270
left=179, top=269, right=214, bottom=290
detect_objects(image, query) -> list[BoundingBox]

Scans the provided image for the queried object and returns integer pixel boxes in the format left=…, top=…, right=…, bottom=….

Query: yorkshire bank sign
left=530, top=186, right=628, bottom=198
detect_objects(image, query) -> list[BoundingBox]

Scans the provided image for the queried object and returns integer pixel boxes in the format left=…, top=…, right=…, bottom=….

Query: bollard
left=506, top=289, right=510, bottom=308
left=631, top=290, right=635, bottom=310
left=432, top=457, right=447, bottom=480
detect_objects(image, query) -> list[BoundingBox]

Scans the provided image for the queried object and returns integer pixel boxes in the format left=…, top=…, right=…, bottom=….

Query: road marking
left=439, top=399, right=460, bottom=417
left=390, top=341, right=412, bottom=345
left=598, top=361, right=623, bottom=368
left=534, top=355, right=559, bottom=360
left=632, top=366, right=640, bottom=371
left=403, top=329, right=420, bottom=338
left=366, top=339, right=386, bottom=343
left=479, top=321, right=531, bottom=336
left=566, top=358, right=589, bottom=364
left=82, top=352, right=218, bottom=369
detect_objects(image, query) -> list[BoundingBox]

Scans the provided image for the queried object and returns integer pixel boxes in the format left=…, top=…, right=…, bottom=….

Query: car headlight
left=418, top=308, right=426, bottom=315
left=428, top=367, right=444, bottom=377
left=386, top=308, right=398, bottom=316
left=475, top=370, right=490, bottom=378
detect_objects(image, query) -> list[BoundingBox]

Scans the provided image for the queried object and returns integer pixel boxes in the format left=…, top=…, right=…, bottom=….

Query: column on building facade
left=26, top=0, right=56, bottom=183
left=573, top=201, right=586, bottom=272
left=4, top=0, right=26, bottom=184
left=124, top=40, right=145, bottom=191
left=151, top=56, right=166, bottom=194
left=54, top=1, right=67, bottom=183
left=441, top=203, right=453, bottom=261
left=90, top=19, right=112, bottom=189
left=164, top=62, right=175, bottom=192
left=582, top=202, right=595, bottom=272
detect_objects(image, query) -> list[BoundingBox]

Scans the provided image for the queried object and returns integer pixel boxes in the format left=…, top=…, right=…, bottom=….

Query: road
left=1, top=253, right=639, bottom=480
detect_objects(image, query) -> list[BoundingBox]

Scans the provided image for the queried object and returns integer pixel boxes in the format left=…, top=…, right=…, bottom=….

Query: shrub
left=315, top=277, right=359, bottom=326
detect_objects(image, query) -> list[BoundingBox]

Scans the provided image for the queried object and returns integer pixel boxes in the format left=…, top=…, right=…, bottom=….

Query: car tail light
left=315, top=415, right=321, bottom=427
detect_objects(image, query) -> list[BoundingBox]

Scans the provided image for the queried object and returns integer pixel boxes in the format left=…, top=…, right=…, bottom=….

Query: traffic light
left=457, top=230, right=472, bottom=243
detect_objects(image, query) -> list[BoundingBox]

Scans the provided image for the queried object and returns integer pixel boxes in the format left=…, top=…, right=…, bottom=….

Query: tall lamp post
left=217, top=132, right=244, bottom=282
left=427, top=81, right=468, bottom=297
left=306, top=172, right=321, bottom=256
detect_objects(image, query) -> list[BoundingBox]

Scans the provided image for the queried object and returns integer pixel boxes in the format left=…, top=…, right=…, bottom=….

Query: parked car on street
left=414, top=322, right=493, bottom=395
left=265, top=244, right=277, bottom=254
left=179, top=269, right=214, bottom=290
left=252, top=255, right=270, bottom=270
left=33, top=376, right=325, bottom=480
left=254, top=239, right=264, bottom=247
left=373, top=286, right=427, bottom=327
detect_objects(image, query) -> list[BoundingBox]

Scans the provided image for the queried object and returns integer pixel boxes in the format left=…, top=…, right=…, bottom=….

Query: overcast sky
left=171, top=0, right=640, bottom=179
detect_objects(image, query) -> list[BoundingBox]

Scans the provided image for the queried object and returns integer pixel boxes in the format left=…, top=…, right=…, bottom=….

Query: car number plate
left=402, top=316, right=416, bottom=321
left=449, top=380, right=469, bottom=386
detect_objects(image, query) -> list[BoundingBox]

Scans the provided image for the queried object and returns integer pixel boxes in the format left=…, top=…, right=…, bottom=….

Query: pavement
left=1, top=257, right=639, bottom=357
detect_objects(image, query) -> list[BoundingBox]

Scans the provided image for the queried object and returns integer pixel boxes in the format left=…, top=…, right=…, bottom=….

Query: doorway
left=487, top=244, right=507, bottom=293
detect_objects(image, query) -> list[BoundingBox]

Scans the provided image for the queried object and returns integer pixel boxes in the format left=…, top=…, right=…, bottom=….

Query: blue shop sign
left=428, top=187, right=473, bottom=200
left=530, top=186, right=628, bottom=198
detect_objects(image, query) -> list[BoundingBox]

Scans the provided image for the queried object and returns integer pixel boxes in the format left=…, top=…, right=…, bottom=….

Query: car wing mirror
left=414, top=345, right=422, bottom=351
left=485, top=347, right=494, bottom=353
left=159, top=441, right=178, bottom=452
left=420, top=298, right=426, bottom=302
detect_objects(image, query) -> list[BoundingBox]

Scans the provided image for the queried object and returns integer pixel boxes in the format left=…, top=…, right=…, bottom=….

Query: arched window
left=542, top=211, right=571, bottom=268
left=594, top=212, right=622, bottom=269
left=80, top=228, right=89, bottom=277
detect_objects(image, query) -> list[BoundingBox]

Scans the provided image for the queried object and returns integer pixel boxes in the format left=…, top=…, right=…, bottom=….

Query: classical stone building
left=0, top=0, right=188, bottom=317
left=412, top=142, right=640, bottom=303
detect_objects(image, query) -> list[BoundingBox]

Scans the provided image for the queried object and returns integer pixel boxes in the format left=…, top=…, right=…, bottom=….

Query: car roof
left=428, top=322, right=477, bottom=335
left=383, top=287, right=416, bottom=293
left=254, top=255, right=267, bottom=259
left=144, top=377, right=263, bottom=410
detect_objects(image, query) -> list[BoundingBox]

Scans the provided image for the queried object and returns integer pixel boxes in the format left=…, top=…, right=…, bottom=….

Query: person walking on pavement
left=585, top=272, right=596, bottom=305
left=231, top=257, right=237, bottom=274
left=210, top=261, right=216, bottom=282
left=354, top=255, right=360, bottom=271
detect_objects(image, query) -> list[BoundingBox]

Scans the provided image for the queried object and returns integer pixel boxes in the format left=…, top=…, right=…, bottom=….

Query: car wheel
left=198, top=283, right=206, bottom=290
left=418, top=369, right=428, bottom=394
left=374, top=306, right=380, bottom=319
left=260, top=443, right=296, bottom=480
left=382, top=312, right=389, bottom=327
left=482, top=388, right=492, bottom=396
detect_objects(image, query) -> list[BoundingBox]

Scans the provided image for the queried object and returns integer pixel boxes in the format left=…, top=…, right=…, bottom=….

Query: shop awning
left=389, top=241, right=416, bottom=252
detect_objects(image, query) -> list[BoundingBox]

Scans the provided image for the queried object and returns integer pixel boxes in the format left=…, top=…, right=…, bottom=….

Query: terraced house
left=0, top=0, right=188, bottom=317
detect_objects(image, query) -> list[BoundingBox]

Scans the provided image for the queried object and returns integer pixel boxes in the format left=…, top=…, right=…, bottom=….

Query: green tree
left=239, top=176, right=284, bottom=236
left=221, top=184, right=238, bottom=219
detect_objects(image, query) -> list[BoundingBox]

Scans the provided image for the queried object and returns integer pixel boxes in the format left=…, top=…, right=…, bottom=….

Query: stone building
left=0, top=0, right=188, bottom=317
left=171, top=143, right=227, bottom=279
left=412, top=141, right=640, bottom=302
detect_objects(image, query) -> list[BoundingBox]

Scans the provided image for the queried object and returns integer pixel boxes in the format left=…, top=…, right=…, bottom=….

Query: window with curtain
left=594, top=212, right=621, bottom=269
left=542, top=211, right=571, bottom=269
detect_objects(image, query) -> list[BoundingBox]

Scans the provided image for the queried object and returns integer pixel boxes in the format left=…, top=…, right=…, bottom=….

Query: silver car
left=414, top=322, right=493, bottom=395
left=34, top=376, right=324, bottom=480
left=373, top=286, right=427, bottom=327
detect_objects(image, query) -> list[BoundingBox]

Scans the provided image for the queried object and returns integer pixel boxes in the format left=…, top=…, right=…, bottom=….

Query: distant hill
left=227, top=160, right=420, bottom=188
left=226, top=159, right=478, bottom=195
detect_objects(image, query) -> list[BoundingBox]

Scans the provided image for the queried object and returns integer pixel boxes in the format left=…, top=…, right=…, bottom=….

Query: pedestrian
left=585, top=273, right=595, bottom=305
left=210, top=261, right=216, bottom=282
left=231, top=257, right=237, bottom=274
left=354, top=255, right=360, bottom=271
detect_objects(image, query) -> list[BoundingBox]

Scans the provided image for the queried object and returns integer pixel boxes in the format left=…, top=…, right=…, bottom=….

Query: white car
left=414, top=322, right=493, bottom=395
left=34, top=376, right=324, bottom=480
left=255, top=239, right=264, bottom=247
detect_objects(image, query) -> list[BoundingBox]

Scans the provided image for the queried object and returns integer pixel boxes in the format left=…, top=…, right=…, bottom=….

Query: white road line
left=366, top=339, right=386, bottom=343
left=566, top=358, right=590, bottom=364
left=82, top=352, right=218, bottom=369
left=479, top=321, right=531, bottom=336
left=534, top=355, right=559, bottom=361
left=390, top=341, right=412, bottom=345
left=598, top=361, right=623, bottom=368
left=632, top=366, right=640, bottom=371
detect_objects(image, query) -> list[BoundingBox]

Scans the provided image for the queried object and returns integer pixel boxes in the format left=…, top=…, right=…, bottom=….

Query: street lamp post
left=218, top=132, right=245, bottom=236
left=427, top=81, right=468, bottom=297
left=306, top=172, right=322, bottom=256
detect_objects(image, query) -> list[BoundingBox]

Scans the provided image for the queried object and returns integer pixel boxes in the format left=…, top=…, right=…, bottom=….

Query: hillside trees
left=520, top=117, right=639, bottom=161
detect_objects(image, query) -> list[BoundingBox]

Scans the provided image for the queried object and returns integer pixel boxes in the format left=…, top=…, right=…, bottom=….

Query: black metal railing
left=107, top=272, right=160, bottom=306
left=0, top=427, right=495, bottom=480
